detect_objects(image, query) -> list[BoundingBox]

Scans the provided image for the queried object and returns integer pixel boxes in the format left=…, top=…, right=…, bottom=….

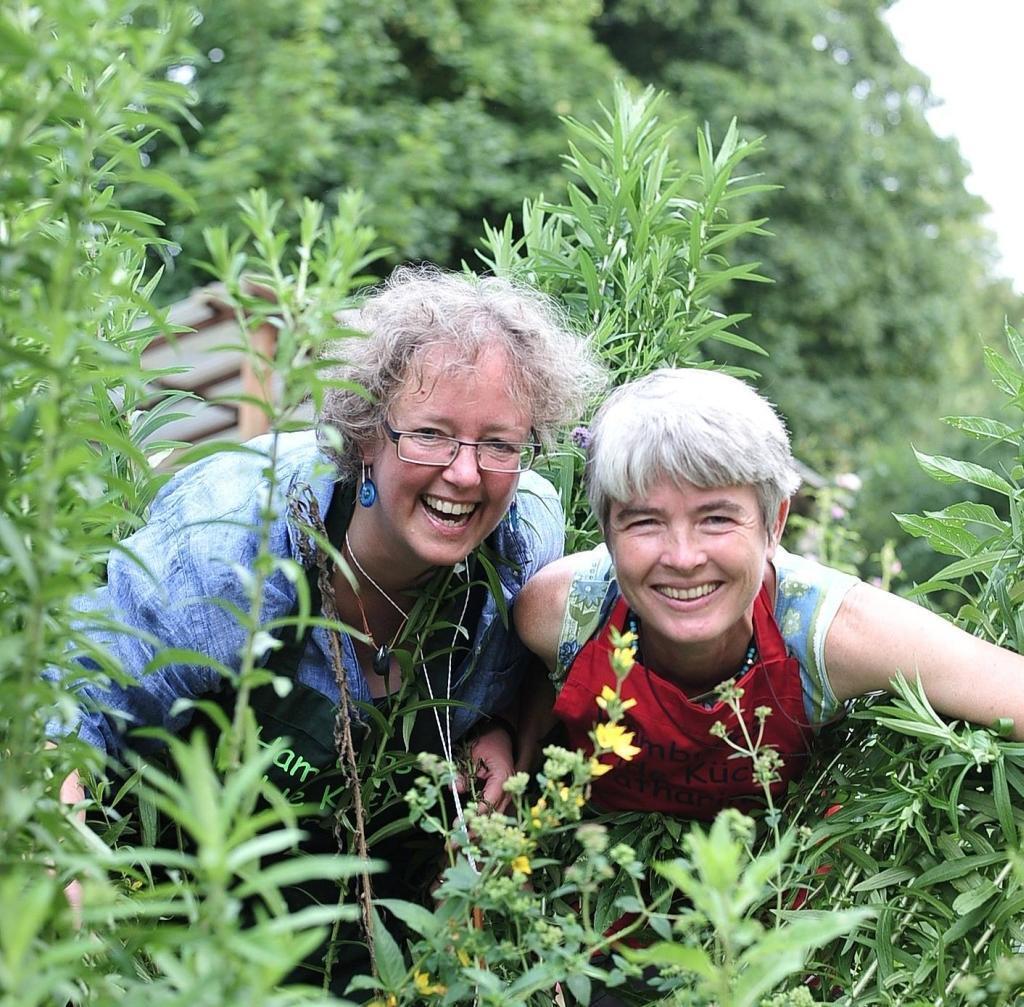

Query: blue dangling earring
left=358, top=462, right=377, bottom=508
left=507, top=497, right=520, bottom=534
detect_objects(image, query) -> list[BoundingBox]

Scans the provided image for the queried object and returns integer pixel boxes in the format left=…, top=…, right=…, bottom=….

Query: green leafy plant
left=476, top=82, right=774, bottom=550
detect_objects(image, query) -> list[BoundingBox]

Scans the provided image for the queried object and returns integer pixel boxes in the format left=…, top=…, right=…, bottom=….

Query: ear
left=358, top=432, right=385, bottom=466
left=765, top=498, right=790, bottom=560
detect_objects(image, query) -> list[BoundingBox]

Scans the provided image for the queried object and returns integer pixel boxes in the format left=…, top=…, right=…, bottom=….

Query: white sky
left=886, top=0, right=1023, bottom=293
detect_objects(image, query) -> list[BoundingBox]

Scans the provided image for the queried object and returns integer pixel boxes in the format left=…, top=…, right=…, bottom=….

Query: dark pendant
left=373, top=645, right=391, bottom=678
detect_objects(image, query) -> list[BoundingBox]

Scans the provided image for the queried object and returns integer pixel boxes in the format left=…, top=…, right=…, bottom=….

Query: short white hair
left=586, top=368, right=801, bottom=539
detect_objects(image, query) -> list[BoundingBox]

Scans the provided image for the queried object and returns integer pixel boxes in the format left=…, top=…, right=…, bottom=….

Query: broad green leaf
left=913, top=449, right=1013, bottom=496
left=893, top=514, right=980, bottom=557
left=369, top=906, right=407, bottom=990
left=984, top=346, right=1023, bottom=396
left=625, top=942, right=716, bottom=979
left=942, top=414, right=1017, bottom=443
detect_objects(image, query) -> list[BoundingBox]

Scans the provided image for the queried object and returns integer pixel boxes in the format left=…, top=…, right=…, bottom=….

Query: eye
left=624, top=516, right=657, bottom=531
left=703, top=513, right=736, bottom=528
left=410, top=429, right=445, bottom=442
left=480, top=440, right=518, bottom=458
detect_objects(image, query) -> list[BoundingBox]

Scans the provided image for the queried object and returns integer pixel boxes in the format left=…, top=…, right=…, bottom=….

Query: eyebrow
left=395, top=414, right=530, bottom=439
left=694, top=498, right=747, bottom=515
left=612, top=498, right=748, bottom=522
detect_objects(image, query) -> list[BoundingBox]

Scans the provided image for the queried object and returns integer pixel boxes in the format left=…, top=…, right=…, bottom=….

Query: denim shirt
left=64, top=430, right=565, bottom=755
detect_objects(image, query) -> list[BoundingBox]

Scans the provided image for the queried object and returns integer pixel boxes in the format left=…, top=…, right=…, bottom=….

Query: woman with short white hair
left=515, top=368, right=1024, bottom=818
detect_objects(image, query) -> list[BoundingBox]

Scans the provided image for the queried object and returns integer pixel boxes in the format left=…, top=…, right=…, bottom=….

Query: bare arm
left=512, top=558, right=575, bottom=772
left=825, top=582, right=1024, bottom=738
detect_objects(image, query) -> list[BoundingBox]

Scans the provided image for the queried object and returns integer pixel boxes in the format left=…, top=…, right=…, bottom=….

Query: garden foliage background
left=4, top=1, right=1024, bottom=1005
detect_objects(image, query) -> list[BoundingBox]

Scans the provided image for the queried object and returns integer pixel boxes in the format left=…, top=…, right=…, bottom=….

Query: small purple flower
left=830, top=504, right=846, bottom=520
left=570, top=426, right=591, bottom=450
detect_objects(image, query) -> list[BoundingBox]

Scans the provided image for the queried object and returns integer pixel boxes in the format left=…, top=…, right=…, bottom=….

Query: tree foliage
left=140, top=0, right=622, bottom=300
left=594, top=0, right=1019, bottom=458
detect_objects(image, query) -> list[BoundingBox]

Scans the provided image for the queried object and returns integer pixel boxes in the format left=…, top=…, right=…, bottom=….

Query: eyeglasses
left=383, top=420, right=540, bottom=473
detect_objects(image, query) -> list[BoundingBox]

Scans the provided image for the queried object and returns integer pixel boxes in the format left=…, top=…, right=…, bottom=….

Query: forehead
left=609, top=478, right=761, bottom=518
left=392, top=344, right=530, bottom=430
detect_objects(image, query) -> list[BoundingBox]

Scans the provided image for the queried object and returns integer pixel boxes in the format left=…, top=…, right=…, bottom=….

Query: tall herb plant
left=0, top=4, right=200, bottom=999
left=476, top=82, right=774, bottom=550
left=0, top=3, right=381, bottom=1002
left=769, top=323, right=1024, bottom=1003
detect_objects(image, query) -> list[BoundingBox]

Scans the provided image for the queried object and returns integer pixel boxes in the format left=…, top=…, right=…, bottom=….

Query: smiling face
left=607, top=478, right=788, bottom=683
left=351, top=344, right=531, bottom=581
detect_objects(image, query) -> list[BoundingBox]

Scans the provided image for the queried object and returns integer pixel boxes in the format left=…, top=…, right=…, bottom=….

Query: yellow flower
left=368, top=997, right=398, bottom=1007
left=511, top=855, right=532, bottom=875
left=529, top=796, right=547, bottom=829
left=457, top=949, right=471, bottom=966
left=589, top=756, right=613, bottom=778
left=595, top=683, right=638, bottom=712
left=610, top=647, right=635, bottom=675
left=414, top=971, right=447, bottom=996
left=594, top=722, right=643, bottom=761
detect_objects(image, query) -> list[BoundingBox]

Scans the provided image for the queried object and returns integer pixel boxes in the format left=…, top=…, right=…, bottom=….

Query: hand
left=461, top=722, right=514, bottom=814
left=56, top=764, right=86, bottom=928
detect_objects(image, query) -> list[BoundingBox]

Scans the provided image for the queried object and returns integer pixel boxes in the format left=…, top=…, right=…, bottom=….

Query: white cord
left=422, top=564, right=479, bottom=874
left=346, top=535, right=479, bottom=874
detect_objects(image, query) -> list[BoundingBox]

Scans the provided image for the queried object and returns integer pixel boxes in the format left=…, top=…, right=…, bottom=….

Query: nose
left=661, top=527, right=706, bottom=570
left=441, top=442, right=483, bottom=487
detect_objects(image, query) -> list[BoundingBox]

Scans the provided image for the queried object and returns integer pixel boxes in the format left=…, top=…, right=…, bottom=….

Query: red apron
left=553, top=583, right=813, bottom=820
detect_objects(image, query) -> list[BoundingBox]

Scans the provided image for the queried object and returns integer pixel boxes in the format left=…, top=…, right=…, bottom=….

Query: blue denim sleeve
left=60, top=435, right=326, bottom=755
left=514, top=470, right=565, bottom=576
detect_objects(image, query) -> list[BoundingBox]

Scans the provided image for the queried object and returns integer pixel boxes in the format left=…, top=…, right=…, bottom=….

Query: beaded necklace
left=625, top=610, right=758, bottom=706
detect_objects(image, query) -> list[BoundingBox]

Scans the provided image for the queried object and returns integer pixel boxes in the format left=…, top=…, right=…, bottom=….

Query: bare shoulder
left=513, top=556, right=576, bottom=671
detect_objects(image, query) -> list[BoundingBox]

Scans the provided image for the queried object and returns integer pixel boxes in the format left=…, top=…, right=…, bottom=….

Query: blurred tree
left=138, top=0, right=623, bottom=299
left=595, top=0, right=1016, bottom=462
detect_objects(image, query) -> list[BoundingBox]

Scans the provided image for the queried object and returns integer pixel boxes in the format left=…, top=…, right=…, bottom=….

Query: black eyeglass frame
left=382, top=420, right=541, bottom=473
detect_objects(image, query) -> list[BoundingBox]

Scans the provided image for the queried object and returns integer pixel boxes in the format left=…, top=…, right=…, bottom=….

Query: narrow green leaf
left=850, top=867, right=917, bottom=892
left=993, top=757, right=1017, bottom=845
left=952, top=881, right=1000, bottom=916
left=913, top=851, right=1006, bottom=887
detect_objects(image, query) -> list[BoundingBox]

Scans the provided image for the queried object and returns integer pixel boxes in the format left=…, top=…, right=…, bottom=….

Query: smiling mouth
left=658, top=583, right=719, bottom=602
left=422, top=494, right=478, bottom=527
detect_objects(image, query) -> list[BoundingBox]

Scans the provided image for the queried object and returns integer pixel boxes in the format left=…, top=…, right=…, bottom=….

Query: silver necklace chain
left=344, top=531, right=409, bottom=621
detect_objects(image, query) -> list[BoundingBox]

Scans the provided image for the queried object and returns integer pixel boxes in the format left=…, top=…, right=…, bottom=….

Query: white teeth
left=660, top=583, right=717, bottom=601
left=423, top=495, right=476, bottom=516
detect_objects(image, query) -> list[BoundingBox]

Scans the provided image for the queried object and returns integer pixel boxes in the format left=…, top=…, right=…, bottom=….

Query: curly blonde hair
left=318, top=264, right=605, bottom=479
